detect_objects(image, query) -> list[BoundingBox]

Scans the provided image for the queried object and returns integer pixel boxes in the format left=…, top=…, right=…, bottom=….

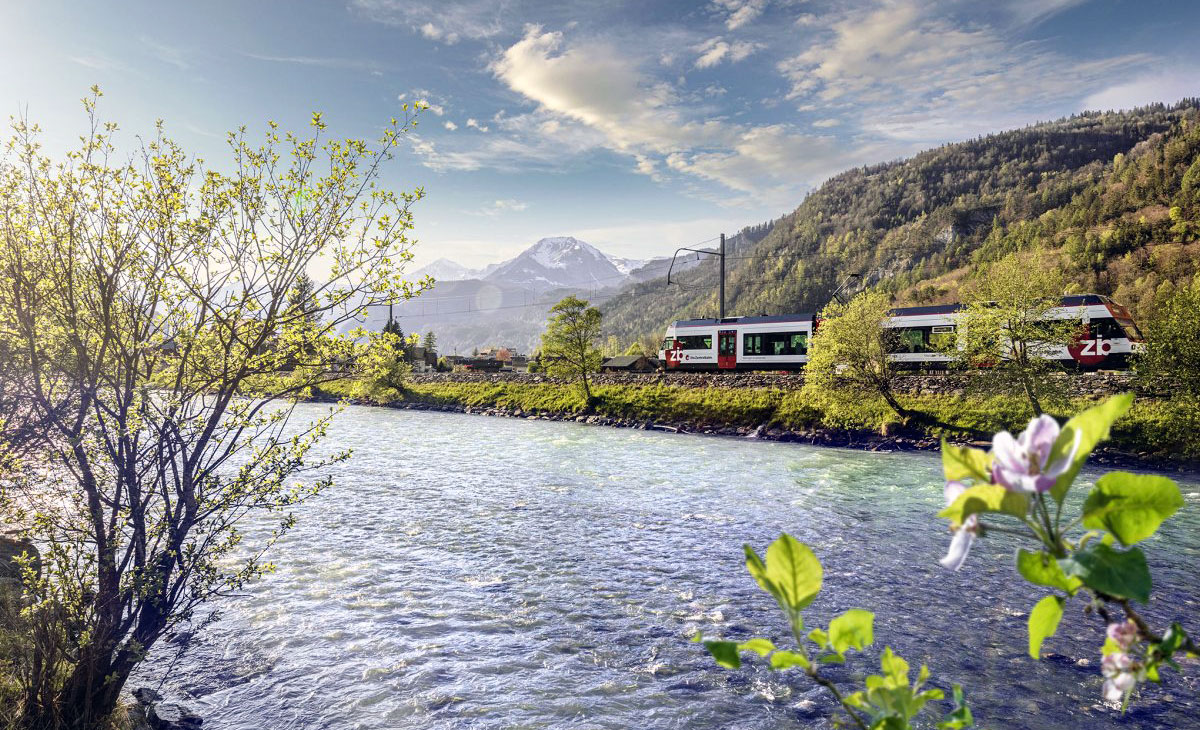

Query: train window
left=744, top=331, right=806, bottom=356
left=1091, top=318, right=1127, bottom=340
left=895, top=328, right=928, bottom=353
left=929, top=325, right=956, bottom=350
left=676, top=335, right=712, bottom=350
left=1113, top=316, right=1143, bottom=341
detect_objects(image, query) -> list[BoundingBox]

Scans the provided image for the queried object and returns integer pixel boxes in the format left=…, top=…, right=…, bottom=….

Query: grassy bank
left=316, top=379, right=1200, bottom=463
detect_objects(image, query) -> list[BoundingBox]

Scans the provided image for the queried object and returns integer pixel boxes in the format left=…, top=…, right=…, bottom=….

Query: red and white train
left=659, top=294, right=1144, bottom=371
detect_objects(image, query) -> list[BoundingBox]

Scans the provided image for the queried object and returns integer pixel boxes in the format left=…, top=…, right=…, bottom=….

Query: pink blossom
left=990, top=414, right=1078, bottom=493
left=939, top=480, right=978, bottom=571
left=1106, top=620, right=1139, bottom=650
left=1101, top=652, right=1138, bottom=703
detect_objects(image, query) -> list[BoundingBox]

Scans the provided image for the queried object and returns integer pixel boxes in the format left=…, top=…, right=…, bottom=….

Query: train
left=658, top=294, right=1144, bottom=372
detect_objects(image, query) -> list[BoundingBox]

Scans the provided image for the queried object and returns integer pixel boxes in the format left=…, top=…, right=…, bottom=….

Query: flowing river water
left=142, top=404, right=1200, bottom=729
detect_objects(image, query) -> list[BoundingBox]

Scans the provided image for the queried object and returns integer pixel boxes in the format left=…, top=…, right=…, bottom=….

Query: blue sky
left=2, top=0, right=1198, bottom=269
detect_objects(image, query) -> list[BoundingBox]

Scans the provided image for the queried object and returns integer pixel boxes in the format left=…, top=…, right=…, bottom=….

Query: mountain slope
left=600, top=101, right=1200, bottom=343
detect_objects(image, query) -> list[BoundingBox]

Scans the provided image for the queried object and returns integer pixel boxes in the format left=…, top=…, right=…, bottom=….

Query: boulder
left=0, top=534, right=40, bottom=583
left=132, top=687, right=203, bottom=730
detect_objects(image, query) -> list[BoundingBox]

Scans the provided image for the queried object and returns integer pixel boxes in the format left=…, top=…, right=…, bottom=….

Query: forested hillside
left=601, top=100, right=1200, bottom=342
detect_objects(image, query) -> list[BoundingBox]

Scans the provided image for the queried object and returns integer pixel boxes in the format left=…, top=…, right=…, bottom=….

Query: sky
left=1, top=0, right=1198, bottom=270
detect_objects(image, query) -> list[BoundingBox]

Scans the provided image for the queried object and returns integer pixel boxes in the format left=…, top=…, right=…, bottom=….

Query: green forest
left=602, top=100, right=1200, bottom=341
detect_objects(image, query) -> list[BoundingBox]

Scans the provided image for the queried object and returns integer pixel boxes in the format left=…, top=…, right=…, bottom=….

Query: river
left=142, top=404, right=1200, bottom=729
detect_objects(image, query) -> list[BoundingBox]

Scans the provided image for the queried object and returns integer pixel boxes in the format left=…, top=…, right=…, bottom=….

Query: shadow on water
left=137, top=405, right=1200, bottom=729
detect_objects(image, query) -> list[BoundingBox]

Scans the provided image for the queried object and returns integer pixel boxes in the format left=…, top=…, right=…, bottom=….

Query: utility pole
left=665, top=232, right=728, bottom=320
left=719, top=232, right=726, bottom=320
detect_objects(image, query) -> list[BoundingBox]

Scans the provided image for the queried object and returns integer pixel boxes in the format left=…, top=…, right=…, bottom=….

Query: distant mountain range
left=368, top=236, right=674, bottom=353
left=411, top=236, right=647, bottom=293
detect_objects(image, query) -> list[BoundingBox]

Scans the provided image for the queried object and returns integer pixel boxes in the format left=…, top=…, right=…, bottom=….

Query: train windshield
left=1106, top=303, right=1144, bottom=341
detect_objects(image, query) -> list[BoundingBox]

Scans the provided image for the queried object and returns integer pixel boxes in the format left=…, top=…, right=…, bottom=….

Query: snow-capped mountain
left=410, top=258, right=483, bottom=282
left=484, top=236, right=640, bottom=292
left=410, top=237, right=645, bottom=292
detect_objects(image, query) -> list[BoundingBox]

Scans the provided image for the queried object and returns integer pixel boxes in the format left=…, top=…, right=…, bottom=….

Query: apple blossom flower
left=939, top=480, right=978, bottom=571
left=990, top=414, right=1078, bottom=493
left=1101, top=651, right=1137, bottom=703
left=1107, top=620, right=1139, bottom=650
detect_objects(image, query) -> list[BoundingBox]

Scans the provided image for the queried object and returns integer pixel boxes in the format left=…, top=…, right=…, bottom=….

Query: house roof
left=601, top=355, right=651, bottom=368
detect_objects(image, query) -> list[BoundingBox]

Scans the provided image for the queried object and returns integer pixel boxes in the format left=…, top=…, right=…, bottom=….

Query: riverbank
left=313, top=373, right=1200, bottom=474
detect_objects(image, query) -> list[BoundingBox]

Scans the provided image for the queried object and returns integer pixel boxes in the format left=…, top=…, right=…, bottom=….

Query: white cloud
left=694, top=38, right=730, bottom=69
left=466, top=118, right=490, bottom=132
left=409, top=88, right=448, bottom=116
left=351, top=0, right=504, bottom=42
left=243, top=52, right=382, bottom=73
left=140, top=37, right=189, bottom=69
left=69, top=54, right=126, bottom=71
left=479, top=199, right=528, bottom=215
left=693, top=37, right=760, bottom=69
left=712, top=0, right=768, bottom=30
left=444, top=120, right=458, bottom=130
left=812, top=118, right=840, bottom=128
left=777, top=0, right=1151, bottom=142
left=1082, top=69, right=1200, bottom=111
left=484, top=26, right=868, bottom=206
left=1007, top=0, right=1090, bottom=26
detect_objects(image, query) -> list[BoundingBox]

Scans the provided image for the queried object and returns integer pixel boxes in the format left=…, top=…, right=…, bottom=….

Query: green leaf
left=942, top=440, right=992, bottom=483
left=880, top=646, right=910, bottom=684
left=738, top=638, right=776, bottom=657
left=1049, top=393, right=1134, bottom=502
left=1028, top=595, right=1064, bottom=658
left=705, top=640, right=741, bottom=669
left=807, top=627, right=829, bottom=648
left=937, top=684, right=975, bottom=729
left=763, top=533, right=823, bottom=612
left=744, top=543, right=773, bottom=595
left=769, top=650, right=810, bottom=670
left=938, top=484, right=1030, bottom=527
left=1059, top=543, right=1151, bottom=603
left=829, top=609, right=875, bottom=656
left=1082, top=472, right=1184, bottom=546
left=1016, top=549, right=1082, bottom=594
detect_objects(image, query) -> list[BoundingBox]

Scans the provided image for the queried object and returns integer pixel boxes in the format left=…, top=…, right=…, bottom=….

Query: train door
left=718, top=330, right=737, bottom=370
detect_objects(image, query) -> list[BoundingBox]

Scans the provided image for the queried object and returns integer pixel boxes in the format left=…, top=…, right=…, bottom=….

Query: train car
left=660, top=314, right=814, bottom=371
left=659, top=294, right=1143, bottom=372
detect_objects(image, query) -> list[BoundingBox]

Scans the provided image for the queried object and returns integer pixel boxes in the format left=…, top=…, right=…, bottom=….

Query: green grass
left=314, top=378, right=1199, bottom=460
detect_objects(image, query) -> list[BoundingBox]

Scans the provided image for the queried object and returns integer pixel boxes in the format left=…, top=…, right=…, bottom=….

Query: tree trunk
left=1017, top=367, right=1043, bottom=416
left=580, top=372, right=595, bottom=412
left=878, top=382, right=910, bottom=424
left=52, top=643, right=132, bottom=730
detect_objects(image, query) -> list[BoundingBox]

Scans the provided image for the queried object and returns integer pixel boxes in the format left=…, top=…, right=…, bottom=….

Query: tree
left=0, top=90, right=427, bottom=729
left=803, top=289, right=909, bottom=423
left=288, top=272, right=322, bottom=327
left=1138, top=274, right=1200, bottom=395
left=955, top=251, right=1076, bottom=416
left=540, top=296, right=603, bottom=406
left=422, top=330, right=437, bottom=354
left=382, top=316, right=404, bottom=339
